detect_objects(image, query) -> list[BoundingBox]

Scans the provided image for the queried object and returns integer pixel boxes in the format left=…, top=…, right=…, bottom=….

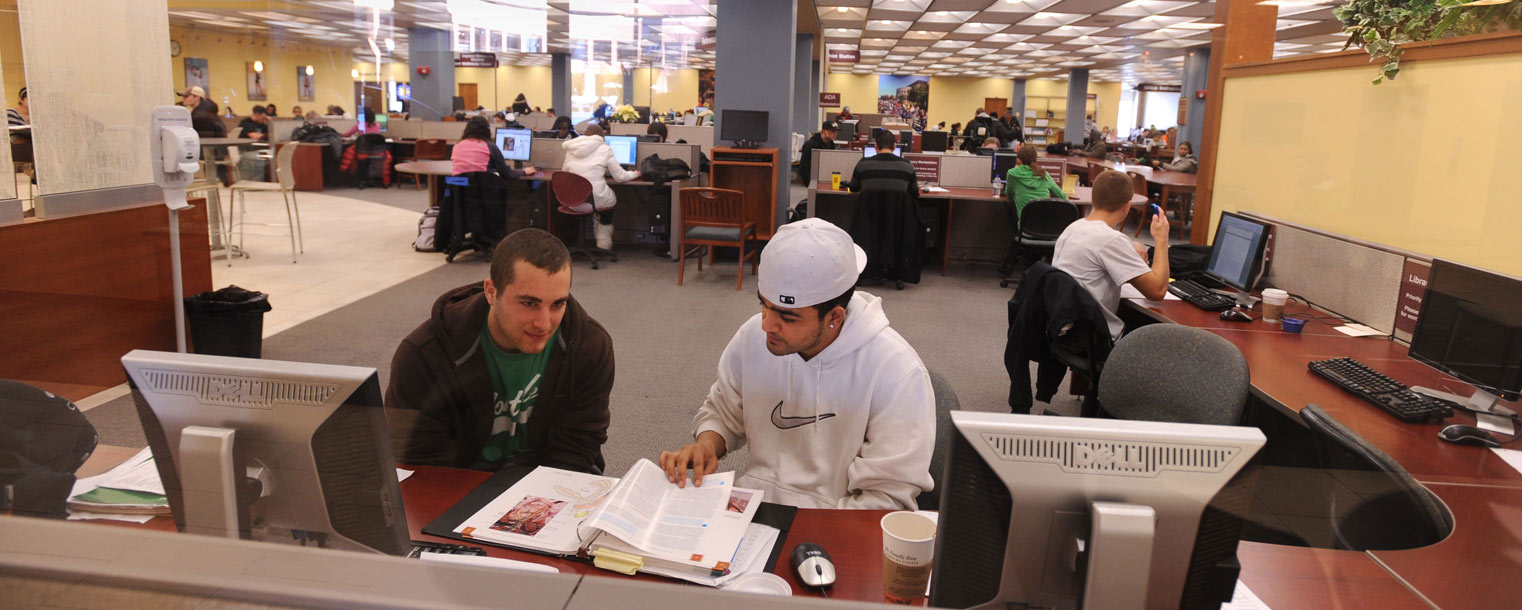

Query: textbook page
left=454, top=466, right=619, bottom=554
left=583, top=459, right=762, bottom=570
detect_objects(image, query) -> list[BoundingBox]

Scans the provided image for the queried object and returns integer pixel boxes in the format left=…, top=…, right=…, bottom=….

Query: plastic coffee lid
left=1261, top=288, right=1289, bottom=299
left=721, top=572, right=793, bottom=596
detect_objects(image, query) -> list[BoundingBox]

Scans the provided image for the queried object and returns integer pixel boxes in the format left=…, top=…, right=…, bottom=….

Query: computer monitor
left=921, top=131, right=948, bottom=153
left=495, top=127, right=533, bottom=162
left=604, top=135, right=638, bottom=165
left=993, top=153, right=1019, bottom=181
left=123, top=350, right=409, bottom=556
left=862, top=146, right=900, bottom=157
left=836, top=120, right=858, bottom=142
left=1407, top=259, right=1522, bottom=412
left=535, top=130, right=559, bottom=139
left=1204, top=211, right=1272, bottom=303
left=719, top=109, right=768, bottom=148
left=632, top=105, right=651, bottom=123
left=930, top=411, right=1264, bottom=610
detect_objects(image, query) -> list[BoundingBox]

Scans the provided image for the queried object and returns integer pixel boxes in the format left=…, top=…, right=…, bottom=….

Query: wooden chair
left=1130, top=171, right=1185, bottom=239
left=408, top=138, right=447, bottom=190
left=677, top=187, right=758, bottom=291
left=1128, top=171, right=1156, bottom=238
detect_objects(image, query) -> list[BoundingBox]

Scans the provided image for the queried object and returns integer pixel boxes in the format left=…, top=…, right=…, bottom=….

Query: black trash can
left=184, top=286, right=272, bottom=358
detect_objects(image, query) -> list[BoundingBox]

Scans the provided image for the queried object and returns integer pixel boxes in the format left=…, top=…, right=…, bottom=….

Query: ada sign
left=819, top=92, right=841, bottom=107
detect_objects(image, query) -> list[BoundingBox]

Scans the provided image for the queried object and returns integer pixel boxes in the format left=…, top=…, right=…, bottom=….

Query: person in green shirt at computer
left=1004, top=143, right=1067, bottom=218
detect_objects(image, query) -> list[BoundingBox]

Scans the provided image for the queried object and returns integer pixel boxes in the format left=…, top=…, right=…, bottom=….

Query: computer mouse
left=1438, top=424, right=1501, bottom=448
left=1220, top=309, right=1254, bottom=323
left=791, top=542, right=836, bottom=589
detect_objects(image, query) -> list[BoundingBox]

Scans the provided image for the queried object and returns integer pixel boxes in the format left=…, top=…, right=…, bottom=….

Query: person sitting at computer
left=452, top=116, right=538, bottom=179
left=386, top=229, right=615, bottom=474
left=798, top=120, right=837, bottom=186
left=561, top=124, right=641, bottom=251
left=341, top=106, right=382, bottom=137
left=849, top=130, right=917, bottom=197
left=978, top=137, right=1001, bottom=154
left=551, top=115, right=578, bottom=140
left=646, top=122, right=668, bottom=143
left=657, top=218, right=934, bottom=509
left=1005, top=143, right=1067, bottom=217
left=1052, top=170, right=1171, bottom=340
left=837, top=106, right=854, bottom=121
left=1156, top=141, right=1197, bottom=174
left=1073, top=125, right=1109, bottom=159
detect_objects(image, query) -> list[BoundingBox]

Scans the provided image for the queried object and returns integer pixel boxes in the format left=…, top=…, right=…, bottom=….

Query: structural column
left=1011, top=79, right=1027, bottom=133
left=1193, top=0, right=1277, bottom=244
left=793, top=34, right=815, bottom=136
left=408, top=26, right=454, bottom=120
left=1064, top=68, right=1089, bottom=144
left=1180, top=48, right=1210, bottom=157
left=716, top=0, right=797, bottom=226
left=551, top=53, right=571, bottom=118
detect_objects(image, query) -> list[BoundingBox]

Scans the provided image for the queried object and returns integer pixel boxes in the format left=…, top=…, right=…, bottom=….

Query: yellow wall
left=1, top=10, right=21, bottom=110
left=822, top=73, right=876, bottom=114
left=1091, top=82, right=1122, bottom=134
left=455, top=65, right=551, bottom=112
left=1212, top=53, right=1522, bottom=276
left=927, top=76, right=1013, bottom=129
left=171, top=26, right=356, bottom=116
left=630, top=68, right=699, bottom=114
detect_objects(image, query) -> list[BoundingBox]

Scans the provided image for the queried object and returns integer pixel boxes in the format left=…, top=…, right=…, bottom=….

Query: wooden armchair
left=677, top=187, right=758, bottom=291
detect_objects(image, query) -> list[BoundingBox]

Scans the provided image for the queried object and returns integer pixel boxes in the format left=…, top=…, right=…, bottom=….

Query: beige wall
left=171, top=26, right=357, bottom=116
left=822, top=73, right=876, bottom=114
left=456, top=64, right=552, bottom=112
left=630, top=67, right=699, bottom=114
left=927, top=76, right=1014, bottom=130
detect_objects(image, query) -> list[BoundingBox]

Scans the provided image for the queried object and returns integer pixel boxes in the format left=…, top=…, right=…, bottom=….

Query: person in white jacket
left=658, top=218, right=935, bottom=510
left=560, top=124, right=641, bottom=250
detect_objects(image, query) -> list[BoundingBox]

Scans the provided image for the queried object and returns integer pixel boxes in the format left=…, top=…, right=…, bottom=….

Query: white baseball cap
left=758, top=218, right=867, bottom=309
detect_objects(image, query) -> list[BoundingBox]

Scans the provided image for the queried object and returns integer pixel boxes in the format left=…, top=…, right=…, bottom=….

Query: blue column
left=1065, top=69, right=1089, bottom=145
left=408, top=26, right=454, bottom=120
left=1181, top=48, right=1210, bottom=155
left=716, top=0, right=796, bottom=225
left=793, top=34, right=814, bottom=136
left=1011, top=79, right=1027, bottom=131
left=551, top=53, right=571, bottom=118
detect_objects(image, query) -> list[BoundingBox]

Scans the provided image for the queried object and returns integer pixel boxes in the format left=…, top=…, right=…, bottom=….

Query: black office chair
left=0, top=380, right=99, bottom=519
left=438, top=171, right=509, bottom=262
left=919, top=368, right=959, bottom=512
left=1000, top=198, right=1080, bottom=288
left=1301, top=404, right=1453, bottom=551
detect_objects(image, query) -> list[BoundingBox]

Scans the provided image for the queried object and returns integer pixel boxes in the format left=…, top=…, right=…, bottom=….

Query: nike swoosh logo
left=771, top=401, right=837, bottom=430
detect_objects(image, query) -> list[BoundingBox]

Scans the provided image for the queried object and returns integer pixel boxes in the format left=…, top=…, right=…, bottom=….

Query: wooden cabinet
left=275, top=142, right=326, bottom=191
left=710, top=147, right=782, bottom=240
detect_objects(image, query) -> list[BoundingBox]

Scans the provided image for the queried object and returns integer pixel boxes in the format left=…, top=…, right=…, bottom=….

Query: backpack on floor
left=414, top=206, right=440, bottom=252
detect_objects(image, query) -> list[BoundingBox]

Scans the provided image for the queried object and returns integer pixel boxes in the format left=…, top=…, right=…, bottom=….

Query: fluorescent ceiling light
left=1173, top=22, right=1225, bottom=29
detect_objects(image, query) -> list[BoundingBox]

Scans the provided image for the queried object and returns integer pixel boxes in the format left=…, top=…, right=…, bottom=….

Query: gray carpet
left=85, top=241, right=1081, bottom=474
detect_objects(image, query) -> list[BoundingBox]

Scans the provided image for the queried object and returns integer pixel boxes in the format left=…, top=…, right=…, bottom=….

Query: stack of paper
left=67, top=447, right=168, bottom=523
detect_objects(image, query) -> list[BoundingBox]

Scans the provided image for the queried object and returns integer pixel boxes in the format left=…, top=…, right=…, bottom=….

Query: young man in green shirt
left=386, top=229, right=616, bottom=473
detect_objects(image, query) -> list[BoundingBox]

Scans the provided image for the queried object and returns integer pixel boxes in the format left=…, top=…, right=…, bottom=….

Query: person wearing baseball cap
left=797, top=120, right=838, bottom=186
left=659, top=218, right=935, bottom=510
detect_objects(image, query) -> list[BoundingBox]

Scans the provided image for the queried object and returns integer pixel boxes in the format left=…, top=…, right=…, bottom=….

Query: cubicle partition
left=421, top=121, right=466, bottom=141
left=386, top=119, right=422, bottom=139
left=613, top=142, right=702, bottom=246
left=664, top=125, right=714, bottom=154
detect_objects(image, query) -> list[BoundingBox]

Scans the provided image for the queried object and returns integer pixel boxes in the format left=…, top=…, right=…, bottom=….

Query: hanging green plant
left=1334, top=0, right=1522, bottom=84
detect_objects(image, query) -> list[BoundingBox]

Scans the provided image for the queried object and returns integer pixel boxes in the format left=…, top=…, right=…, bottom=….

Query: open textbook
left=450, top=458, right=766, bottom=578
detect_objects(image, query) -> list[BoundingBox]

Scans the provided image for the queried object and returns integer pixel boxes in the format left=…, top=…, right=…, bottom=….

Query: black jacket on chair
left=849, top=187, right=925, bottom=285
left=1005, top=261, right=1114, bottom=414
left=437, top=172, right=510, bottom=260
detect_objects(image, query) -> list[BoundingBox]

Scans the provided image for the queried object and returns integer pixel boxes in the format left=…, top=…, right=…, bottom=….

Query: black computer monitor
left=495, top=127, right=533, bottom=162
left=636, top=134, right=660, bottom=143
left=535, top=130, right=558, bottom=139
left=930, top=412, right=1264, bottom=609
left=1407, top=259, right=1522, bottom=410
left=1204, top=212, right=1272, bottom=298
left=604, top=135, right=638, bottom=165
left=633, top=105, right=651, bottom=123
left=836, top=120, right=857, bottom=142
left=993, top=153, right=1019, bottom=181
left=123, top=350, right=409, bottom=556
left=719, top=109, right=768, bottom=147
left=920, top=131, right=948, bottom=153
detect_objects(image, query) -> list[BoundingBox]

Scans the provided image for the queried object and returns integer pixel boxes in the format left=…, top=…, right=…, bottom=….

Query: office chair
left=919, top=368, right=960, bottom=512
left=1300, top=404, right=1454, bottom=551
left=1097, top=324, right=1251, bottom=424
left=0, top=380, right=98, bottom=519
left=1000, top=198, right=1079, bottom=288
left=549, top=171, right=616, bottom=269
left=676, top=187, right=757, bottom=291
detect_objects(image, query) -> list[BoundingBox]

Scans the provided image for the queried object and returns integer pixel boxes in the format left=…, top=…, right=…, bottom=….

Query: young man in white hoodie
left=658, top=218, right=935, bottom=510
left=561, top=124, right=641, bottom=250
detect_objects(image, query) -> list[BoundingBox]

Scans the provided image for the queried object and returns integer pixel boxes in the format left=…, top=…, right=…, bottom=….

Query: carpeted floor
left=85, top=239, right=1080, bottom=475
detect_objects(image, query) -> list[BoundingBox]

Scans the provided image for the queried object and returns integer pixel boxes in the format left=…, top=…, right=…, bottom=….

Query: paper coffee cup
left=1261, top=288, right=1288, bottom=323
left=881, top=511, right=936, bottom=605
left=831, top=172, right=842, bottom=190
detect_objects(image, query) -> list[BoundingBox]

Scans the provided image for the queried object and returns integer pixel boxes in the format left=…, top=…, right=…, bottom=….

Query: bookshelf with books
left=1023, top=96, right=1098, bottom=146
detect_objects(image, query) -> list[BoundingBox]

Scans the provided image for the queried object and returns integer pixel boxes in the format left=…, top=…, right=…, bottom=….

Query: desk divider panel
left=1243, top=212, right=1414, bottom=337
left=939, top=154, right=994, bottom=189
left=387, top=120, right=422, bottom=139
left=610, top=123, right=645, bottom=137
left=422, top=122, right=466, bottom=141
left=517, top=114, right=557, bottom=131
left=813, top=149, right=863, bottom=186
left=268, top=119, right=302, bottom=143
left=664, top=125, right=714, bottom=154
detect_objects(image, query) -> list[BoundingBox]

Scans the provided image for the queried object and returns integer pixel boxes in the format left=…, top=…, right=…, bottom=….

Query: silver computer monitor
left=930, top=411, right=1265, bottom=610
left=123, top=350, right=409, bottom=555
left=495, top=127, right=533, bottom=162
left=604, top=135, right=638, bottom=165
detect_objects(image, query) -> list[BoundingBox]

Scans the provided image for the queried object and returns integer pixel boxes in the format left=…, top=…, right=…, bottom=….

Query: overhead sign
left=455, top=52, right=498, bottom=68
left=1136, top=83, right=1182, bottom=93
left=828, top=49, right=859, bottom=63
left=819, top=92, right=841, bottom=108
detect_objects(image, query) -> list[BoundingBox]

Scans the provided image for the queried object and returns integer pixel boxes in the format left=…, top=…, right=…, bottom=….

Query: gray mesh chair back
left=1097, top=324, right=1250, bottom=425
left=918, top=368, right=959, bottom=511
left=1300, top=404, right=1453, bottom=551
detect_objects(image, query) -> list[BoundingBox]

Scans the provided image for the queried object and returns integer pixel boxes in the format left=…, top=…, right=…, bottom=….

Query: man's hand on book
left=659, top=431, right=726, bottom=488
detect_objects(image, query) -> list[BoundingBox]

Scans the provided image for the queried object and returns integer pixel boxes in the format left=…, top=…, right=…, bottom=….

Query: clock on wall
left=170, top=40, right=181, bottom=57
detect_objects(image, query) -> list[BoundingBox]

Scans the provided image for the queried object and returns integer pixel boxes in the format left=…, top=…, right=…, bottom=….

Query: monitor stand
left=1227, top=288, right=1258, bottom=309
left=1410, top=385, right=1517, bottom=418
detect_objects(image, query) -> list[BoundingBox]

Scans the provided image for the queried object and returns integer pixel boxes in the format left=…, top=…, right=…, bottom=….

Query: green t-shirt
left=478, top=322, right=558, bottom=465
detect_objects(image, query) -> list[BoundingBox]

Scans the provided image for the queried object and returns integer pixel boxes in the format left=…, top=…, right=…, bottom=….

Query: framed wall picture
left=184, top=58, right=209, bottom=93
left=246, top=61, right=267, bottom=101
left=297, top=68, right=316, bottom=102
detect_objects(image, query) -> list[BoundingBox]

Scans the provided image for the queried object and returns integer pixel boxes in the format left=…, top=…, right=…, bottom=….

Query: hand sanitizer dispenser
left=149, top=105, right=202, bottom=352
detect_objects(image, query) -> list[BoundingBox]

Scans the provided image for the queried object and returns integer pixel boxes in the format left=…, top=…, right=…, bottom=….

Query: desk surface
left=1129, top=295, right=1522, bottom=609
left=1088, top=159, right=1198, bottom=189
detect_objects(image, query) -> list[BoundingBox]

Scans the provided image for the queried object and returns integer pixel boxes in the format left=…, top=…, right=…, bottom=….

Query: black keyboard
left=1168, top=279, right=1237, bottom=311
left=407, top=540, right=488, bottom=559
left=1307, top=357, right=1455, bottom=423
